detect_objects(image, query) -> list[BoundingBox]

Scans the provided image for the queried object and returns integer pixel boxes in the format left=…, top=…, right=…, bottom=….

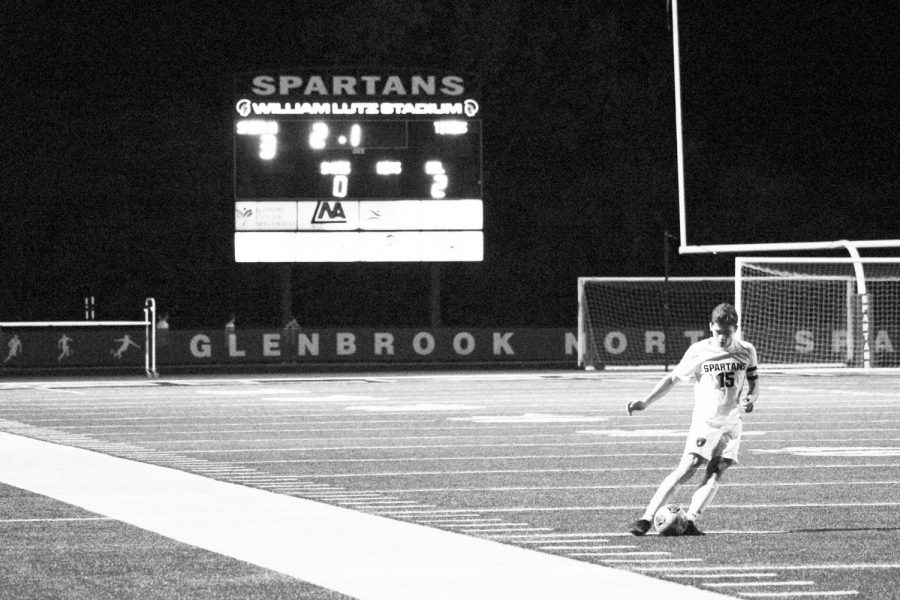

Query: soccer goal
left=577, top=277, right=734, bottom=369
left=0, top=298, right=159, bottom=377
left=735, top=258, right=900, bottom=369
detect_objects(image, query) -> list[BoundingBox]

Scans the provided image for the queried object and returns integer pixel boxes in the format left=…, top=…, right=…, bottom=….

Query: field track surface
left=1, top=371, right=899, bottom=599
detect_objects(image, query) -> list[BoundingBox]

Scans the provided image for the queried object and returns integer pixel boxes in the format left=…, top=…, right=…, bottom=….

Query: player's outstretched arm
left=627, top=373, right=678, bottom=415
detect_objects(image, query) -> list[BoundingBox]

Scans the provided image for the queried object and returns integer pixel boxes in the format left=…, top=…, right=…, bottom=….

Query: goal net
left=0, top=298, right=158, bottom=377
left=578, top=277, right=733, bottom=369
left=735, top=258, right=900, bottom=369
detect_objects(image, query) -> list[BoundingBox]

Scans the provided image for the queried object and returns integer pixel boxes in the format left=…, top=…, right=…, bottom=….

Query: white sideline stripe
left=0, top=433, right=734, bottom=600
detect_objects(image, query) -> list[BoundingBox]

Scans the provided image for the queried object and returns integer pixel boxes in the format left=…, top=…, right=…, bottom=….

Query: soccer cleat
left=682, top=520, right=705, bottom=536
left=629, top=518, right=652, bottom=536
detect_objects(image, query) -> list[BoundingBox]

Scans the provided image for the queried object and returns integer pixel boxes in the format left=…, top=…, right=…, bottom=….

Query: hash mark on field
left=633, top=564, right=900, bottom=572
left=0, top=517, right=112, bottom=523
left=706, top=581, right=815, bottom=588
left=736, top=592, right=858, bottom=598
left=416, top=518, right=501, bottom=527
left=600, top=558, right=704, bottom=563
left=462, top=527, right=555, bottom=534
left=527, top=539, right=614, bottom=545
left=488, top=532, right=609, bottom=538
left=668, top=573, right=780, bottom=579
left=540, top=545, right=637, bottom=551
left=570, top=551, right=672, bottom=557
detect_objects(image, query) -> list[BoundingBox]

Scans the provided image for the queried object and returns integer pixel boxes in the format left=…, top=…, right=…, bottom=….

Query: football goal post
left=577, top=277, right=733, bottom=369
left=735, top=258, right=900, bottom=369
left=0, top=298, right=158, bottom=377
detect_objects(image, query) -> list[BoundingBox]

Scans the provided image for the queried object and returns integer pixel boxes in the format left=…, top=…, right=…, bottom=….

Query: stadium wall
left=168, top=329, right=577, bottom=365
left=0, top=328, right=579, bottom=371
left=3, top=324, right=896, bottom=372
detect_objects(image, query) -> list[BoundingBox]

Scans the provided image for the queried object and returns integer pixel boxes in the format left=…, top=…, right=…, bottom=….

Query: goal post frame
left=679, top=238, right=900, bottom=256
left=577, top=276, right=734, bottom=369
left=735, top=257, right=900, bottom=370
left=0, top=298, right=158, bottom=378
left=669, top=0, right=900, bottom=257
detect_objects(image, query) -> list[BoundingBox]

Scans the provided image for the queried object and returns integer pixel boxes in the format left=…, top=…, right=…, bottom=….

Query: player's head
left=711, top=303, right=738, bottom=328
left=709, top=303, right=739, bottom=347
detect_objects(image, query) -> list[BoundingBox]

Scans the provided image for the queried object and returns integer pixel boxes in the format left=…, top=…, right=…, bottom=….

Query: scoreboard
left=233, top=71, right=483, bottom=262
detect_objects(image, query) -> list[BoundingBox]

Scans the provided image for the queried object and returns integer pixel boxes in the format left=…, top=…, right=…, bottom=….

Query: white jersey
left=673, top=336, right=758, bottom=427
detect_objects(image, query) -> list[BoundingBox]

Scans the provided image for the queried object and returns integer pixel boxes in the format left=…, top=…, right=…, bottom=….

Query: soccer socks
left=686, top=479, right=720, bottom=521
left=641, top=472, right=682, bottom=521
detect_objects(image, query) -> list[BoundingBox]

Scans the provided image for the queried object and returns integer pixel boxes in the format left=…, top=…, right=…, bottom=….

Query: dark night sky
left=3, top=1, right=899, bottom=328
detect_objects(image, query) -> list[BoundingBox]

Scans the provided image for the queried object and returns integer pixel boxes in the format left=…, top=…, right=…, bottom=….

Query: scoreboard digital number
left=235, top=119, right=481, bottom=200
left=233, top=71, right=483, bottom=263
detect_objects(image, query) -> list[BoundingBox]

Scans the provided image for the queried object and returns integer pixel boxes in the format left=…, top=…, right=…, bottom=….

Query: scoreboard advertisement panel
left=233, top=71, right=483, bottom=262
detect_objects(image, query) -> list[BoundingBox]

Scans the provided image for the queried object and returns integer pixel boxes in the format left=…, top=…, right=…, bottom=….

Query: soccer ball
left=654, top=504, right=687, bottom=536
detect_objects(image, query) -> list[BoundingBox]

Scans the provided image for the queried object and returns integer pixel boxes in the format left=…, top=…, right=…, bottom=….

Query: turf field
left=1, top=371, right=899, bottom=599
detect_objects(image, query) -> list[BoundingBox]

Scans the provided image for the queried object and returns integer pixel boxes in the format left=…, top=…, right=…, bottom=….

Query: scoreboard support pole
left=430, top=264, right=442, bottom=327
left=280, top=264, right=293, bottom=325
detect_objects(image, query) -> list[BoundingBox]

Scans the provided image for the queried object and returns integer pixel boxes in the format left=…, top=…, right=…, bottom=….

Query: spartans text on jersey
left=702, top=361, right=748, bottom=372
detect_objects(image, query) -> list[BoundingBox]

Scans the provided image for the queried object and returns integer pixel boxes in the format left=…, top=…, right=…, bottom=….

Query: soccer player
left=626, top=303, right=759, bottom=536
